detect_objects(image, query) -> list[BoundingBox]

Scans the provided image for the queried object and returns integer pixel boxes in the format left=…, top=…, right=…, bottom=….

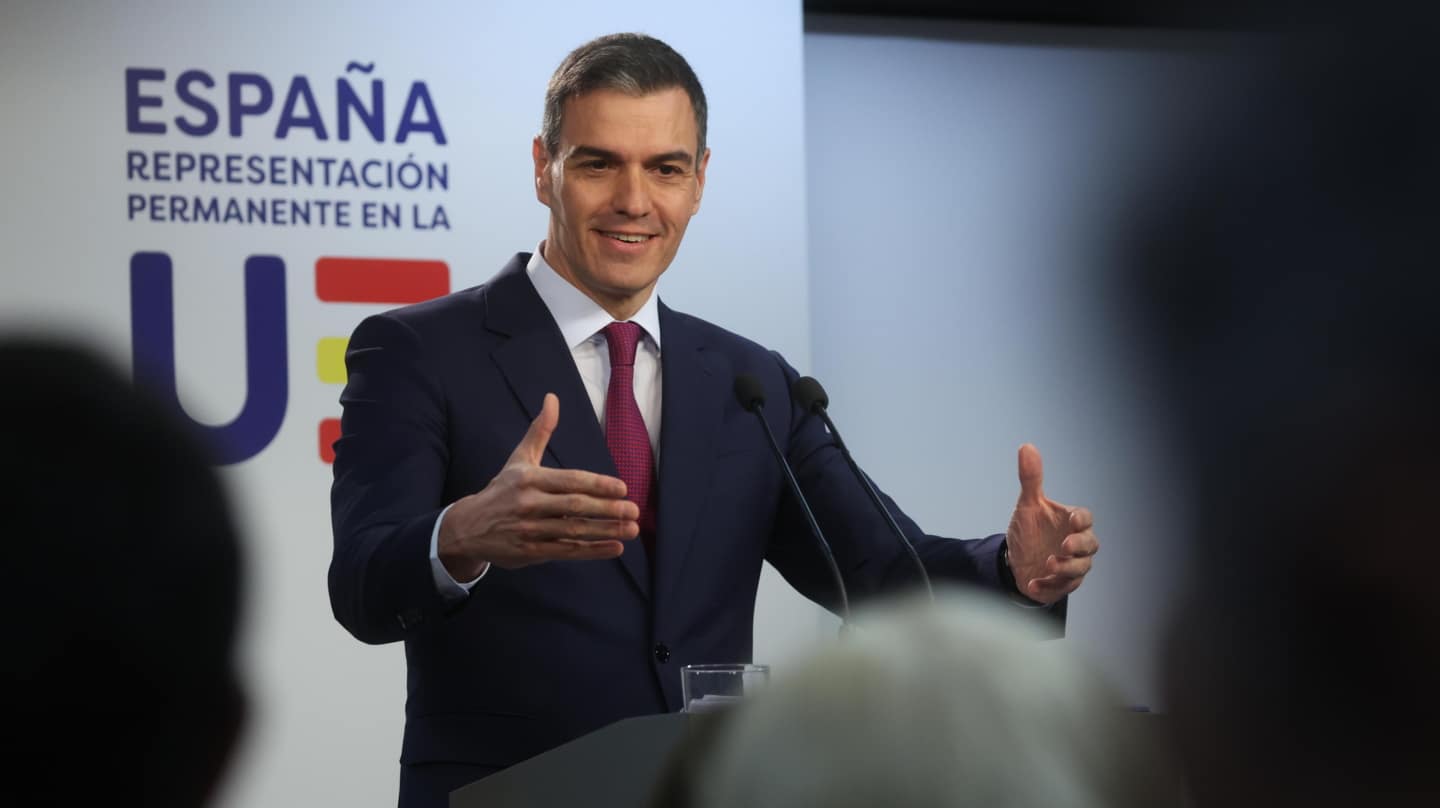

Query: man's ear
left=532, top=136, right=553, bottom=207
left=692, top=147, right=711, bottom=214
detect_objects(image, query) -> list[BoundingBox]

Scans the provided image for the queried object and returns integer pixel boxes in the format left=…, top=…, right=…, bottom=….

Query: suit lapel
left=484, top=256, right=650, bottom=598
left=654, top=303, right=729, bottom=612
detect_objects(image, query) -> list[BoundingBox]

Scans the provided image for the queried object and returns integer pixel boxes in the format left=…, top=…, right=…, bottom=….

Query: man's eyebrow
left=646, top=150, right=694, bottom=167
left=567, top=146, right=694, bottom=167
left=568, top=146, right=623, bottom=163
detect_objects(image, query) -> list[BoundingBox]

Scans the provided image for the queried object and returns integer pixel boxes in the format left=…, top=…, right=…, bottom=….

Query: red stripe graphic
left=319, top=418, right=342, bottom=464
left=315, top=257, right=450, bottom=304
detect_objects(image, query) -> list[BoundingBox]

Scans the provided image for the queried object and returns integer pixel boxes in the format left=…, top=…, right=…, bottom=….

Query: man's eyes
left=574, top=161, right=685, bottom=176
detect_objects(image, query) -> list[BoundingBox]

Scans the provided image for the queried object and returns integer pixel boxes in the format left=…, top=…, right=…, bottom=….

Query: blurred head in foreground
left=0, top=338, right=246, bottom=806
left=1117, top=8, right=1440, bottom=806
left=687, top=588, right=1173, bottom=808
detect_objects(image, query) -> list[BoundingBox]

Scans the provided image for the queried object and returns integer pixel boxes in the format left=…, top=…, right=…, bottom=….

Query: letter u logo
left=130, top=251, right=288, bottom=464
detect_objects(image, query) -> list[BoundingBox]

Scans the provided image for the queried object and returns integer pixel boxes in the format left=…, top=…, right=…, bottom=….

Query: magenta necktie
left=603, top=321, right=657, bottom=555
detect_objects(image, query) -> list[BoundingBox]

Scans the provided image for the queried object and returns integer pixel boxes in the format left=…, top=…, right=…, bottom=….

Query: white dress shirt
left=428, top=244, right=663, bottom=598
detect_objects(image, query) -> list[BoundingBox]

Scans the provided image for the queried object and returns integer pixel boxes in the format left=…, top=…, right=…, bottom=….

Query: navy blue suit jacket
left=329, top=254, right=1029, bottom=789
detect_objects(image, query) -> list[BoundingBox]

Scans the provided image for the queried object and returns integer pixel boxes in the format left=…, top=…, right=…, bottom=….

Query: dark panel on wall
left=803, top=1, right=1300, bottom=30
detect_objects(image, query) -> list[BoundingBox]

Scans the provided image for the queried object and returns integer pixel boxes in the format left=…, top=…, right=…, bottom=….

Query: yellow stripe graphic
left=316, top=337, right=349, bottom=384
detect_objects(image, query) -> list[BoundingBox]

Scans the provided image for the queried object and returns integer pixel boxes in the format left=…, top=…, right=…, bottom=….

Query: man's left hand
left=1004, top=443, right=1098, bottom=604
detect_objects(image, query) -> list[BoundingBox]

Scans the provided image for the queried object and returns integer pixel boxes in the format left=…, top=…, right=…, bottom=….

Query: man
left=329, top=33, right=1098, bottom=807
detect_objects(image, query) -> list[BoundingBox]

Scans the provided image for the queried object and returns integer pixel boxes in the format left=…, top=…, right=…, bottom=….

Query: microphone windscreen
left=733, top=374, right=766, bottom=412
left=792, top=376, right=829, bottom=414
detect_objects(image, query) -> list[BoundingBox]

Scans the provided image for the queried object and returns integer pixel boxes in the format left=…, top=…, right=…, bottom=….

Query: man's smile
left=598, top=230, right=656, bottom=243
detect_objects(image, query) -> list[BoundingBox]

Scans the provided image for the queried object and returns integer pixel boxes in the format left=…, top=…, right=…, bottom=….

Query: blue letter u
left=130, top=252, right=288, bottom=465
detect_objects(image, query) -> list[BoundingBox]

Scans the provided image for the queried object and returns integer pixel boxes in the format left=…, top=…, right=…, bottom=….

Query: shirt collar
left=526, top=243, right=663, bottom=352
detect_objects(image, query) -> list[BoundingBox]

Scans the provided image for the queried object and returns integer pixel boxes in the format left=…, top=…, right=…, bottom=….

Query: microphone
left=792, top=376, right=933, bottom=600
left=733, top=374, right=851, bottom=625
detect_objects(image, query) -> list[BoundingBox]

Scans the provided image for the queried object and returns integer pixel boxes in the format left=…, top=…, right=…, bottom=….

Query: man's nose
left=611, top=167, right=652, bottom=217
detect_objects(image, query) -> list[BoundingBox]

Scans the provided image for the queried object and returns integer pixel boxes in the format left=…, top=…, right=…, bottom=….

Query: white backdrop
left=804, top=18, right=1227, bottom=708
left=0, top=2, right=818, bottom=805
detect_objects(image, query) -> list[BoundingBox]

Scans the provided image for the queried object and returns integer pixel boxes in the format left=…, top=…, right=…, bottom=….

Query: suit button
left=653, top=643, right=671, bottom=663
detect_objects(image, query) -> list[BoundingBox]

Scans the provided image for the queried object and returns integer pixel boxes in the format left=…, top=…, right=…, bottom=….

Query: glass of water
left=681, top=663, right=770, bottom=713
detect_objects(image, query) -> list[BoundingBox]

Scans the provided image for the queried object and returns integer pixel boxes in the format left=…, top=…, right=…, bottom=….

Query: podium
left=449, top=713, right=691, bottom=808
left=448, top=709, right=1178, bottom=807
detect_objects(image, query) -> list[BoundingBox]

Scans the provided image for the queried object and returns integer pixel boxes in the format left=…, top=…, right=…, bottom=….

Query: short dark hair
left=1121, top=12, right=1440, bottom=806
left=541, top=32, right=708, bottom=157
left=0, top=338, right=245, bottom=806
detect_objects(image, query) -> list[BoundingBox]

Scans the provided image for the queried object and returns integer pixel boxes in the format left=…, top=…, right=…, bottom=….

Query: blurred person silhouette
left=1117, top=6, right=1440, bottom=806
left=0, top=338, right=247, bottom=806
left=680, top=588, right=1176, bottom=808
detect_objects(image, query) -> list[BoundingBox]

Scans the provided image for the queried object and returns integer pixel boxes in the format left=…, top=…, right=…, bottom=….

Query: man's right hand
left=438, top=393, right=638, bottom=579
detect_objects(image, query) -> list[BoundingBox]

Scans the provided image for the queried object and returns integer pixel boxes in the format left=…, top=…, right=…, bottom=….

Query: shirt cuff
left=999, top=540, right=1052, bottom=610
left=429, top=503, right=488, bottom=601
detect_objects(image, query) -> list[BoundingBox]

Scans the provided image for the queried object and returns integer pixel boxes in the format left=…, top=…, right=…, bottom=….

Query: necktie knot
left=603, top=321, right=643, bottom=368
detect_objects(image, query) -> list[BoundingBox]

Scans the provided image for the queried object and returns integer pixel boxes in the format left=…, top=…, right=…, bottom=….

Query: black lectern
left=450, top=713, right=690, bottom=808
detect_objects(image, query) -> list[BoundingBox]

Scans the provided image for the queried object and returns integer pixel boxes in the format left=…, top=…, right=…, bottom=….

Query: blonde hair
left=696, top=588, right=1171, bottom=808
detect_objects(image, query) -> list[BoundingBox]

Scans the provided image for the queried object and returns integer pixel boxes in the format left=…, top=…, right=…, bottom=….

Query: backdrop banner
left=0, top=2, right=815, bottom=805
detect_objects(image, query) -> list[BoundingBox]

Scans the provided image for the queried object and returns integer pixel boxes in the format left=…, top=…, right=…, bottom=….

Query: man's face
left=534, top=87, right=709, bottom=317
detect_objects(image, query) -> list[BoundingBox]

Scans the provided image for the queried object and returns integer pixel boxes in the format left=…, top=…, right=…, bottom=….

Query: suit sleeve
left=328, top=312, right=457, bottom=644
left=760, top=353, right=1065, bottom=629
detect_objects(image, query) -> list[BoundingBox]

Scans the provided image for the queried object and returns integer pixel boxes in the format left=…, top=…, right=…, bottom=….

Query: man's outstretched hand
left=438, top=393, right=639, bottom=579
left=1004, top=444, right=1098, bottom=605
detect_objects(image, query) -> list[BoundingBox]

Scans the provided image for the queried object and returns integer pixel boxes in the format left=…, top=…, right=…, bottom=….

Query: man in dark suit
left=329, top=33, right=1099, bottom=807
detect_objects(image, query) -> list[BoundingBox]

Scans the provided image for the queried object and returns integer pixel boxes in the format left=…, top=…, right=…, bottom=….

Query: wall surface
left=804, top=16, right=1230, bottom=707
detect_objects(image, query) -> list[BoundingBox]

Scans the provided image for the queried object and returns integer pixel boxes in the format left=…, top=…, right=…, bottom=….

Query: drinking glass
left=680, top=663, right=769, bottom=713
